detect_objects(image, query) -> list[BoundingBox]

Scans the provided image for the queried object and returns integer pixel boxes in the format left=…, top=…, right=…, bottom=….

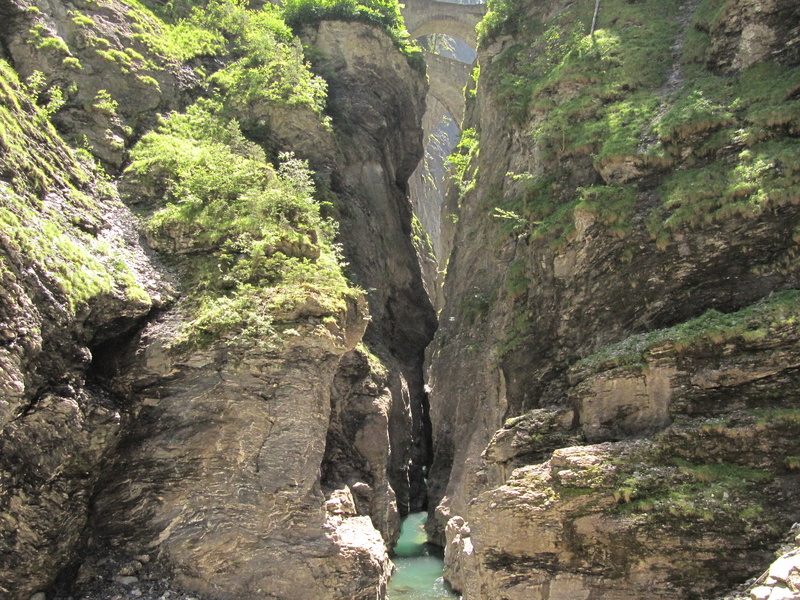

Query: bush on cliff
left=125, top=99, right=356, bottom=349
left=476, top=0, right=800, bottom=251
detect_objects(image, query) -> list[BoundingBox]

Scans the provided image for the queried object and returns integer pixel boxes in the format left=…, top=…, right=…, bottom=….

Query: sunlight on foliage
left=126, top=99, right=358, bottom=349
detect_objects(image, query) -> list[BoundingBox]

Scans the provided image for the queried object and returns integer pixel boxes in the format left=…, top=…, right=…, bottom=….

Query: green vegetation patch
left=749, top=408, right=800, bottom=427
left=576, top=290, right=800, bottom=374
left=475, top=0, right=800, bottom=251
left=445, top=127, right=479, bottom=203
left=209, top=8, right=328, bottom=114
left=118, top=0, right=225, bottom=62
left=474, top=0, right=681, bottom=247
left=125, top=99, right=358, bottom=349
left=115, top=1, right=329, bottom=115
left=614, top=456, right=776, bottom=534
left=0, top=60, right=148, bottom=310
left=0, top=186, right=148, bottom=308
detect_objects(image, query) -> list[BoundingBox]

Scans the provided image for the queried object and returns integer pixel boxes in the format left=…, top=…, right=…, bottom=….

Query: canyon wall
left=0, top=1, right=432, bottom=598
left=428, top=0, right=800, bottom=597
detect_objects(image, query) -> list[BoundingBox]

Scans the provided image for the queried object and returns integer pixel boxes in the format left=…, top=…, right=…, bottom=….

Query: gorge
left=1, top=0, right=800, bottom=599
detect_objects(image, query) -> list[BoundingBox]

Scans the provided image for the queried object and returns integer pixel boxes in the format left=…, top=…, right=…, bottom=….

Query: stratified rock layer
left=427, top=0, right=800, bottom=597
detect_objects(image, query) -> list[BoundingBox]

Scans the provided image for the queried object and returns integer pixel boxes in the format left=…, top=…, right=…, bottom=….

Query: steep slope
left=0, top=56, right=168, bottom=598
left=428, top=0, right=800, bottom=597
left=0, top=1, right=434, bottom=598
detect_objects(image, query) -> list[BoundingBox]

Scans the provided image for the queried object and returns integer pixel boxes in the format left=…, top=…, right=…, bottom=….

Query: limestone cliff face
left=0, top=3, right=432, bottom=599
left=0, top=0, right=199, bottom=168
left=88, top=296, right=385, bottom=600
left=428, top=0, right=800, bottom=597
left=301, top=22, right=437, bottom=520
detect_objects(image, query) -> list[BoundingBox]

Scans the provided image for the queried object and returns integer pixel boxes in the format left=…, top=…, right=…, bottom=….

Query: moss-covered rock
left=0, top=55, right=167, bottom=599
left=428, top=0, right=800, bottom=596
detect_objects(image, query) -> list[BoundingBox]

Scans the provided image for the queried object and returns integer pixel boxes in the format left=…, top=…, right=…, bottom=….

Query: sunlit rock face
left=0, top=3, right=432, bottom=599
left=81, top=19, right=433, bottom=600
left=87, top=298, right=389, bottom=600
left=426, top=0, right=800, bottom=597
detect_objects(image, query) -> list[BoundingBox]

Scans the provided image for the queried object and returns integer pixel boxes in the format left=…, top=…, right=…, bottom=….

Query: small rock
left=130, top=589, right=142, bottom=598
left=29, top=593, right=46, bottom=600
left=770, top=556, right=800, bottom=583
left=768, top=585, right=800, bottom=600
left=751, top=586, right=773, bottom=600
left=113, top=575, right=139, bottom=586
left=118, top=560, right=143, bottom=575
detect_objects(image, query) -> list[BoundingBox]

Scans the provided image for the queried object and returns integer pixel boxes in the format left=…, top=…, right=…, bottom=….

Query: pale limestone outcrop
left=86, top=298, right=389, bottom=600
left=441, top=312, right=800, bottom=599
left=446, top=436, right=800, bottom=600
left=705, top=0, right=800, bottom=73
left=747, top=551, right=800, bottom=600
left=323, top=347, right=401, bottom=548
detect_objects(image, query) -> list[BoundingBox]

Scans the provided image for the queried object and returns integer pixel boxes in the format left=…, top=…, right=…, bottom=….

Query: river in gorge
left=387, top=512, right=460, bottom=600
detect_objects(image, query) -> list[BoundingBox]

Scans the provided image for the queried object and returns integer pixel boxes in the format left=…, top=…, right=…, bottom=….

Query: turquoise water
left=387, top=512, right=460, bottom=600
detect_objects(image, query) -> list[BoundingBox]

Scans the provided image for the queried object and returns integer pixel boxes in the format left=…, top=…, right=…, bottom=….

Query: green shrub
left=62, top=57, right=83, bottom=70
left=210, top=9, right=327, bottom=114
left=446, top=128, right=479, bottom=200
left=119, top=0, right=225, bottom=62
left=126, top=99, right=357, bottom=348
left=70, top=12, right=96, bottom=27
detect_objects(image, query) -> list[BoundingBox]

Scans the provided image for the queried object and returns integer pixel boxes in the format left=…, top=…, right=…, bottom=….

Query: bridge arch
left=404, top=0, right=484, bottom=268
left=402, top=0, right=485, bottom=49
left=401, top=0, right=485, bottom=128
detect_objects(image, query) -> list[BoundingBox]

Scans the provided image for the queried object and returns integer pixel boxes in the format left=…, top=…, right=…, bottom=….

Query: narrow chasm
left=381, top=5, right=483, bottom=596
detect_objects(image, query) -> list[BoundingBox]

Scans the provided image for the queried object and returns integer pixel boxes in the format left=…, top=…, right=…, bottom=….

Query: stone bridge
left=424, top=51, right=473, bottom=124
left=401, top=0, right=485, bottom=126
left=402, top=0, right=486, bottom=50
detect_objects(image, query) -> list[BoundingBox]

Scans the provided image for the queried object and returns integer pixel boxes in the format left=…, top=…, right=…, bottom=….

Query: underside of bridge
left=423, top=51, right=473, bottom=126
